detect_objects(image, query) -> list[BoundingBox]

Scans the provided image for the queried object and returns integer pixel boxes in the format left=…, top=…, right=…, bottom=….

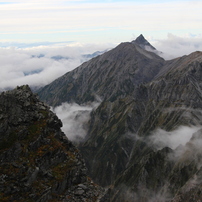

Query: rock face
left=0, top=85, right=103, bottom=201
left=38, top=35, right=202, bottom=201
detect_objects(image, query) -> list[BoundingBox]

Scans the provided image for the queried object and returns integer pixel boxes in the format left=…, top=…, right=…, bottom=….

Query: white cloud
left=0, top=43, right=112, bottom=91
left=52, top=102, right=99, bottom=142
left=0, top=49, right=77, bottom=90
left=149, top=126, right=201, bottom=150
left=151, top=33, right=202, bottom=59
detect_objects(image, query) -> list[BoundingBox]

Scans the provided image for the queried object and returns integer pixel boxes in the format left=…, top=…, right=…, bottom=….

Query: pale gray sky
left=0, top=0, right=201, bottom=44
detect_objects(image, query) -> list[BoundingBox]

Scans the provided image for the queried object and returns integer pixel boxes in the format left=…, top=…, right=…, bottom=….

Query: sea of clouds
left=0, top=42, right=111, bottom=92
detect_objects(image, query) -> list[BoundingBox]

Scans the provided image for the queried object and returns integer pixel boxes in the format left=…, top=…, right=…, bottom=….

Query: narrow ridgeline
left=0, top=85, right=103, bottom=201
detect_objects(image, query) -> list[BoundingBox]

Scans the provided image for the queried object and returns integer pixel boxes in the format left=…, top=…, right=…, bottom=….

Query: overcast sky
left=0, top=0, right=202, bottom=44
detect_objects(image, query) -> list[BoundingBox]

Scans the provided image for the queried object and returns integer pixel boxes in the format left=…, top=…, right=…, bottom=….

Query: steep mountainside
left=38, top=35, right=202, bottom=201
left=0, top=85, right=103, bottom=201
left=79, top=50, right=202, bottom=189
left=38, top=36, right=164, bottom=106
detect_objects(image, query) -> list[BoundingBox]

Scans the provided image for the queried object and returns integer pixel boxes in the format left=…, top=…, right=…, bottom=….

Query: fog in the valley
left=52, top=102, right=99, bottom=142
left=149, top=126, right=201, bottom=150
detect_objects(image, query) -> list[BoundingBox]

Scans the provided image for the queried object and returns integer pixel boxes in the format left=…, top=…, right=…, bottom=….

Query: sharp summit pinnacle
left=132, top=34, right=156, bottom=50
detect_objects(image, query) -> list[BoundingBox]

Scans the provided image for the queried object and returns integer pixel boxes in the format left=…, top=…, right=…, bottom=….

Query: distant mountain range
left=24, top=50, right=107, bottom=77
left=31, top=50, right=107, bottom=62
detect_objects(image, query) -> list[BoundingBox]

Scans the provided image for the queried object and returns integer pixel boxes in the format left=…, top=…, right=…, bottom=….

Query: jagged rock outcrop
left=0, top=85, right=103, bottom=201
left=37, top=35, right=202, bottom=201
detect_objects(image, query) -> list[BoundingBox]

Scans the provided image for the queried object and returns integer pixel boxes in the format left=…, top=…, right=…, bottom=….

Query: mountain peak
left=132, top=34, right=156, bottom=50
left=135, top=34, right=146, bottom=42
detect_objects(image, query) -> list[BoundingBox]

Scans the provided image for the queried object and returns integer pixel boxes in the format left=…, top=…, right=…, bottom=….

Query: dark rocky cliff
left=0, top=85, right=103, bottom=201
left=37, top=35, right=202, bottom=201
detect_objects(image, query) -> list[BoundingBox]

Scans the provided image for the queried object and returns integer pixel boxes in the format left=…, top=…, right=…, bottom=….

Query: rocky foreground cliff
left=0, top=85, right=103, bottom=201
left=37, top=35, right=202, bottom=201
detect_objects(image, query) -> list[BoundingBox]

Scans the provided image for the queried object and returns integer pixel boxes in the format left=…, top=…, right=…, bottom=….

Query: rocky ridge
left=0, top=85, right=103, bottom=201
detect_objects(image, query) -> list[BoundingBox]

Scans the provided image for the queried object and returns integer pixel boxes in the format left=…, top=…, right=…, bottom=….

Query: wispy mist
left=114, top=183, right=172, bottom=202
left=52, top=102, right=99, bottom=143
left=149, top=126, right=201, bottom=150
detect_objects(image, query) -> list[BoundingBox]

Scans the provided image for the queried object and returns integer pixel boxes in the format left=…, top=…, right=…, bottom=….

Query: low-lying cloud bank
left=152, top=33, right=202, bottom=60
left=0, top=43, right=111, bottom=92
left=149, top=126, right=201, bottom=150
left=52, top=102, right=99, bottom=143
left=128, top=125, right=201, bottom=152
